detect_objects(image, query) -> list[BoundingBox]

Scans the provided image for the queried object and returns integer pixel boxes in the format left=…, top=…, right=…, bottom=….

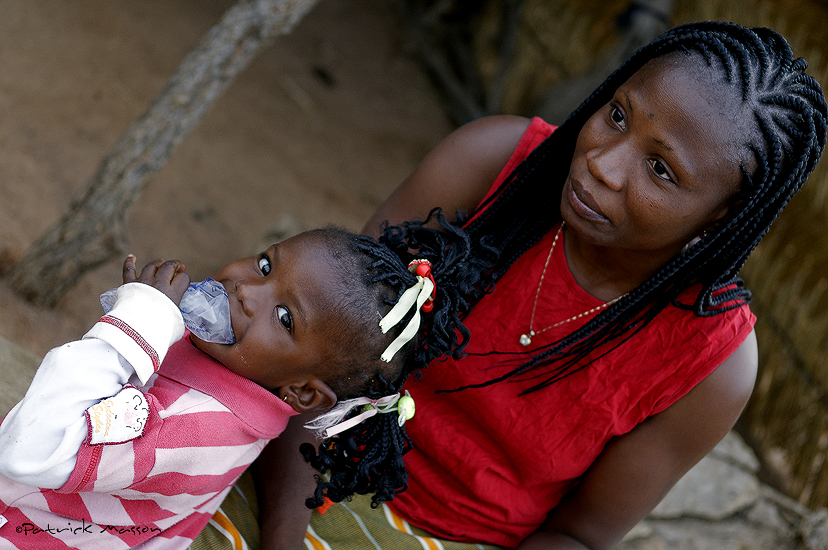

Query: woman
left=198, top=21, right=827, bottom=550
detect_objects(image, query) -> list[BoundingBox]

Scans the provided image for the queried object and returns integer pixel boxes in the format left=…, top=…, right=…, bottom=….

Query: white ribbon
left=379, top=276, right=434, bottom=362
left=305, top=394, right=404, bottom=438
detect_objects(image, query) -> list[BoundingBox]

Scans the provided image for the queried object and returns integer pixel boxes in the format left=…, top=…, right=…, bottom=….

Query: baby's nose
left=235, top=281, right=264, bottom=317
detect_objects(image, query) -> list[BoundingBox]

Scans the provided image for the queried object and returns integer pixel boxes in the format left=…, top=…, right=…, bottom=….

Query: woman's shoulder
left=633, top=291, right=756, bottom=417
left=488, top=116, right=556, bottom=174
left=668, top=284, right=757, bottom=336
left=362, top=115, right=539, bottom=235
left=454, top=115, right=553, bottom=167
left=422, top=115, right=539, bottom=183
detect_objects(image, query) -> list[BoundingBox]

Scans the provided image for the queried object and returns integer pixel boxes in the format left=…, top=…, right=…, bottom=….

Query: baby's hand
left=123, top=255, right=191, bottom=306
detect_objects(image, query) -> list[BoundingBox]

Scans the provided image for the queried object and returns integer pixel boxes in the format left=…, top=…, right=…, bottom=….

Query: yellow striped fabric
left=189, top=471, right=260, bottom=550
left=190, top=471, right=504, bottom=550
left=305, top=493, right=501, bottom=550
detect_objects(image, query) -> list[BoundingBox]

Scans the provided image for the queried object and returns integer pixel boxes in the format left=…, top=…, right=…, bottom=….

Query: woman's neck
left=561, top=228, right=671, bottom=303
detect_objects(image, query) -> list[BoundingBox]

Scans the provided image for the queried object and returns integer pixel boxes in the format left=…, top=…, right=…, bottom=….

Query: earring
left=282, top=395, right=288, bottom=402
left=681, top=236, right=701, bottom=254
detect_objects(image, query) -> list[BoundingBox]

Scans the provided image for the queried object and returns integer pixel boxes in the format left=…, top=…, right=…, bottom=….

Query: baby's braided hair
left=299, top=209, right=486, bottom=508
left=457, top=21, right=827, bottom=393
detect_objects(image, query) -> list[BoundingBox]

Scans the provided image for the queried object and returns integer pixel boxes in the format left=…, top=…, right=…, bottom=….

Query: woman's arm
left=518, top=330, right=758, bottom=550
left=256, top=414, right=320, bottom=550
left=361, top=115, right=531, bottom=237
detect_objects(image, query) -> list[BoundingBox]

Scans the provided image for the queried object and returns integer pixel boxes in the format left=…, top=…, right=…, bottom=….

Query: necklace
left=519, top=222, right=626, bottom=347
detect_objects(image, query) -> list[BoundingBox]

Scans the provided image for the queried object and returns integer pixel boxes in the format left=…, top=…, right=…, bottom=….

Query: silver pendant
left=519, top=333, right=533, bottom=346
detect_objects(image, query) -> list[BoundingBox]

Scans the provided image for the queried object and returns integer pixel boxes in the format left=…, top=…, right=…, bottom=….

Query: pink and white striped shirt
left=0, top=283, right=295, bottom=549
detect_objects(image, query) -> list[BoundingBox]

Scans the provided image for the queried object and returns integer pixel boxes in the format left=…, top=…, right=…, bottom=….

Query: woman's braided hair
left=300, top=210, right=487, bottom=508
left=456, top=21, right=827, bottom=393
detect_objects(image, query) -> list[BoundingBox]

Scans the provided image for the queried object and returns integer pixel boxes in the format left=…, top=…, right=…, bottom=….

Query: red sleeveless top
left=389, top=118, right=756, bottom=547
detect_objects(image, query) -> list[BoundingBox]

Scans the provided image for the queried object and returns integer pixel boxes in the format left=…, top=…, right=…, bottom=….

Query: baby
left=0, top=217, right=473, bottom=550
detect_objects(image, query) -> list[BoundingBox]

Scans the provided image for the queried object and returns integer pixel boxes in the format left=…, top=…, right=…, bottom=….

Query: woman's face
left=562, top=54, right=752, bottom=259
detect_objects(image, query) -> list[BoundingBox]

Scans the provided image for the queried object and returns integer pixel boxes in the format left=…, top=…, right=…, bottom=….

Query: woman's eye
left=258, top=256, right=271, bottom=275
left=650, top=160, right=675, bottom=183
left=276, top=306, right=292, bottom=331
left=610, top=106, right=626, bottom=129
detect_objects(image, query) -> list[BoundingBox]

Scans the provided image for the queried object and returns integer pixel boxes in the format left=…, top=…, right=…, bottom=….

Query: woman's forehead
left=610, top=55, right=750, bottom=191
left=642, top=52, right=731, bottom=91
left=634, top=55, right=754, bottom=153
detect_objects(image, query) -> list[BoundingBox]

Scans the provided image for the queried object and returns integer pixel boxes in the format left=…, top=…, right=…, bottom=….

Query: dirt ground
left=0, top=0, right=453, bottom=361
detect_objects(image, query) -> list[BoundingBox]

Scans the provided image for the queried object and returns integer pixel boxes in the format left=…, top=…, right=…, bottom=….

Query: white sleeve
left=85, top=283, right=185, bottom=384
left=0, top=283, right=184, bottom=489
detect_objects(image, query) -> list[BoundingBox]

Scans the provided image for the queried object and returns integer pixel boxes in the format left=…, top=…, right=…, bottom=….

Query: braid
left=302, top=398, right=413, bottom=508
left=300, top=210, right=484, bottom=508
left=455, top=21, right=827, bottom=392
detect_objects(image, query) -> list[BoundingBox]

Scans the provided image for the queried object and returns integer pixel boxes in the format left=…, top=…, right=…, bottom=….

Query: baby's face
left=191, top=232, right=340, bottom=390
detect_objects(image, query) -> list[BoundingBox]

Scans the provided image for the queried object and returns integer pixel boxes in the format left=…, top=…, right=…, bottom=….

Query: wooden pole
left=5, top=0, right=320, bottom=307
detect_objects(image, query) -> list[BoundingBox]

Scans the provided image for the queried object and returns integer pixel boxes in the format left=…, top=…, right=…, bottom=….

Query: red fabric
left=389, top=117, right=756, bottom=548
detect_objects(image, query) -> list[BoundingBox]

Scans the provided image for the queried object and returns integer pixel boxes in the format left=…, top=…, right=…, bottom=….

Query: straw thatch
left=467, top=0, right=828, bottom=509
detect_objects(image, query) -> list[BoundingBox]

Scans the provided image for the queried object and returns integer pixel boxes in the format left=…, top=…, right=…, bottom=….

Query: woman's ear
left=280, top=379, right=337, bottom=414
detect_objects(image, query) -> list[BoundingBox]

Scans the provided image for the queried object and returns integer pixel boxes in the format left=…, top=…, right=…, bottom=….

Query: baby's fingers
left=155, top=260, right=186, bottom=282
left=137, top=259, right=165, bottom=283
left=154, top=260, right=190, bottom=305
left=122, top=255, right=138, bottom=284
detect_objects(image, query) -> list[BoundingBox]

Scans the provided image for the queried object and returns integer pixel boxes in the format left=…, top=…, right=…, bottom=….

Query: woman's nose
left=585, top=142, right=626, bottom=192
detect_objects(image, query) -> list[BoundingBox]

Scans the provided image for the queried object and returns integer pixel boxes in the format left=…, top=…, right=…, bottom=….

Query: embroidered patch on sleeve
left=86, top=387, right=150, bottom=445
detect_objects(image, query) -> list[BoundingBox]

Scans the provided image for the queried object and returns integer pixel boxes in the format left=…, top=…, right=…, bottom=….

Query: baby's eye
left=610, top=105, right=626, bottom=129
left=649, top=160, right=675, bottom=183
left=258, top=256, right=271, bottom=275
left=276, top=306, right=292, bottom=331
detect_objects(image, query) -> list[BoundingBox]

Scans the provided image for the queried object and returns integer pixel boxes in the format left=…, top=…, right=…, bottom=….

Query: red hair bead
left=408, top=259, right=436, bottom=313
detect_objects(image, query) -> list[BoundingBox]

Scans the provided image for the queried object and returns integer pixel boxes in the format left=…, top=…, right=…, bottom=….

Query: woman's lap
left=190, top=470, right=504, bottom=550
left=189, top=470, right=261, bottom=550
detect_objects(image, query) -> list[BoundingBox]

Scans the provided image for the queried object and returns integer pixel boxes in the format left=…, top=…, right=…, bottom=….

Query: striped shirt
left=0, top=283, right=294, bottom=549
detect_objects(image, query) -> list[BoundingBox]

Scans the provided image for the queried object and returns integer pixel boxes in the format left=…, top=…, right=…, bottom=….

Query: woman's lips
left=567, top=178, right=609, bottom=222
